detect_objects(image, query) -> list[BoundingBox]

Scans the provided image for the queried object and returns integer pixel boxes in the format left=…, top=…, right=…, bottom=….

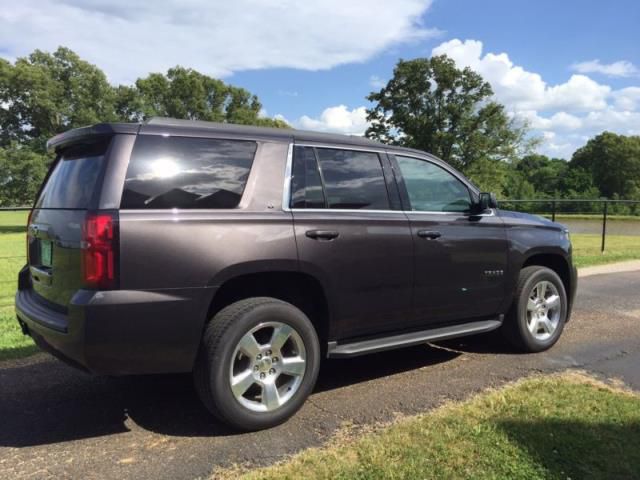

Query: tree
left=366, top=55, right=531, bottom=172
left=0, top=47, right=118, bottom=152
left=0, top=144, right=48, bottom=206
left=570, top=132, right=640, bottom=199
left=515, top=154, right=568, bottom=197
left=116, top=67, right=289, bottom=128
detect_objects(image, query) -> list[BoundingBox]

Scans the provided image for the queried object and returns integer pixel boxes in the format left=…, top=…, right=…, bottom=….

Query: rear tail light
left=82, top=212, right=118, bottom=289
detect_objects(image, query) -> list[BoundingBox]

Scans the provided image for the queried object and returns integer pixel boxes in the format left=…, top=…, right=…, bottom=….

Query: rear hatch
left=28, top=138, right=113, bottom=309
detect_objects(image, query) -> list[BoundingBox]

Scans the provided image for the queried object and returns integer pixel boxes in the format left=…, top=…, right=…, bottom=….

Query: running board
left=326, top=317, right=503, bottom=359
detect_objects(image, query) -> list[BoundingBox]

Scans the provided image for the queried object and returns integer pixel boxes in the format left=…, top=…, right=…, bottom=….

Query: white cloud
left=369, top=75, right=387, bottom=89
left=431, top=38, right=640, bottom=158
left=432, top=39, right=611, bottom=112
left=296, top=105, right=369, bottom=135
left=613, top=87, right=640, bottom=110
left=0, top=0, right=437, bottom=84
left=571, top=59, right=639, bottom=78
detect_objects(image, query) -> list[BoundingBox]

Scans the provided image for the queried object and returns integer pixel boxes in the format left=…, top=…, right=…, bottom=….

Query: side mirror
left=474, top=192, right=498, bottom=213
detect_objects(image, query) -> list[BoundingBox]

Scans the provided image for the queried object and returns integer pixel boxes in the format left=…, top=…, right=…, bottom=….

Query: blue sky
left=1, top=0, right=639, bottom=158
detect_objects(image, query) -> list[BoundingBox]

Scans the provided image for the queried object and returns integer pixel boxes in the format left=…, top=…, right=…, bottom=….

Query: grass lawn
left=0, top=209, right=638, bottom=362
left=0, top=210, right=37, bottom=361
left=233, top=372, right=640, bottom=480
left=571, top=233, right=640, bottom=267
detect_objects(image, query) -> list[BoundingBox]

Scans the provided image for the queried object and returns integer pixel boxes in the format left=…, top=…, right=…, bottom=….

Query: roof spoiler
left=46, top=123, right=141, bottom=152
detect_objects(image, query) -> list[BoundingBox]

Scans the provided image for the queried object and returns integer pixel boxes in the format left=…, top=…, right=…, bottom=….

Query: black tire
left=193, top=297, right=320, bottom=431
left=502, top=266, right=568, bottom=352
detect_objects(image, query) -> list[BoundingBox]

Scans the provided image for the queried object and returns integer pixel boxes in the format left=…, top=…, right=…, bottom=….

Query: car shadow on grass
left=497, top=419, right=640, bottom=478
left=0, top=344, right=459, bottom=447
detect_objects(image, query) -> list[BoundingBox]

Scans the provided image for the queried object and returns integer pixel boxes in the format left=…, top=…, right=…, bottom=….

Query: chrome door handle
left=306, top=230, right=339, bottom=241
left=417, top=230, right=441, bottom=240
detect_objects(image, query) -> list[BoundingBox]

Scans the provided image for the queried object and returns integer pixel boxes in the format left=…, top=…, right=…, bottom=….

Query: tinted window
left=121, top=136, right=256, bottom=209
left=315, top=148, right=390, bottom=210
left=36, top=139, right=110, bottom=209
left=396, top=156, right=471, bottom=212
left=290, top=146, right=325, bottom=208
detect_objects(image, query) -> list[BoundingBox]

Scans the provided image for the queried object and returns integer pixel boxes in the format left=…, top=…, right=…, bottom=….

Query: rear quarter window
left=36, top=139, right=110, bottom=209
left=121, top=135, right=257, bottom=209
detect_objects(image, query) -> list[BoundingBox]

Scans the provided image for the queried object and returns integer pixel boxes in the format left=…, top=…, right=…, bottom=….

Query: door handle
left=306, top=230, right=339, bottom=241
left=417, top=230, right=441, bottom=240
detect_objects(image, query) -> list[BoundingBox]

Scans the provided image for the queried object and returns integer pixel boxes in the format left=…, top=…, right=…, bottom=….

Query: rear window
left=121, top=135, right=257, bottom=209
left=315, top=148, right=390, bottom=210
left=35, top=140, right=110, bottom=209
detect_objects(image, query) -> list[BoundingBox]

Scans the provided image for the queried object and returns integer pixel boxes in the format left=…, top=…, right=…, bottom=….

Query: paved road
left=1, top=270, right=639, bottom=479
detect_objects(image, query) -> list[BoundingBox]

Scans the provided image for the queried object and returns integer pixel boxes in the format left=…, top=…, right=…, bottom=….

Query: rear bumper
left=15, top=270, right=215, bottom=375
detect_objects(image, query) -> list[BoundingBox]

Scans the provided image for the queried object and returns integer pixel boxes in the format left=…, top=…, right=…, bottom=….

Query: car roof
left=47, top=116, right=428, bottom=157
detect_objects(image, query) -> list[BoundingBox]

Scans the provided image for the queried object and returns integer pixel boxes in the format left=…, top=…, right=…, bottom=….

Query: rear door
left=390, top=153, right=508, bottom=325
left=290, top=145, right=414, bottom=340
left=27, top=138, right=112, bottom=308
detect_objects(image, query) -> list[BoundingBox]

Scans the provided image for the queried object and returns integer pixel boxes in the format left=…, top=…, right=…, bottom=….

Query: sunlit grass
left=234, top=373, right=640, bottom=480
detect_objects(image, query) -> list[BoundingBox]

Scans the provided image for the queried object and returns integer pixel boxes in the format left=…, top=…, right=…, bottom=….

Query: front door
left=390, top=154, right=508, bottom=325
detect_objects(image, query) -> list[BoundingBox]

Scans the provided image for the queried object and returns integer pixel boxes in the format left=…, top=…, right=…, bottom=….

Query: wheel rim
left=229, top=321, right=307, bottom=413
left=526, top=280, right=562, bottom=341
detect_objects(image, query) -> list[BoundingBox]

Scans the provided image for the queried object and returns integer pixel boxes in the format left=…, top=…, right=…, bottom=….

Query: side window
left=395, top=156, right=472, bottom=212
left=290, top=146, right=326, bottom=208
left=315, top=148, right=390, bottom=210
left=121, top=135, right=256, bottom=209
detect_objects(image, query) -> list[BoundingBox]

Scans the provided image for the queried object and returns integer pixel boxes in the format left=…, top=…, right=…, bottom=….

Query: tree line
left=1, top=48, right=639, bottom=207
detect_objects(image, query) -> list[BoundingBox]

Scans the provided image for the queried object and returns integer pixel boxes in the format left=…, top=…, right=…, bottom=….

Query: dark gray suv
left=16, top=117, right=577, bottom=430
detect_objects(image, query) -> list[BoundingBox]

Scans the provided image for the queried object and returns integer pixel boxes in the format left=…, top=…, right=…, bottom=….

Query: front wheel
left=194, top=297, right=320, bottom=431
left=502, top=266, right=568, bottom=352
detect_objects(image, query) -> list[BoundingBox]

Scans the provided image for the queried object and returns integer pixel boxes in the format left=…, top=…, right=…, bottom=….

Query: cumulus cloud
left=0, top=0, right=437, bottom=83
left=296, top=105, right=369, bottom=135
left=431, top=39, right=640, bottom=158
left=571, top=59, right=639, bottom=78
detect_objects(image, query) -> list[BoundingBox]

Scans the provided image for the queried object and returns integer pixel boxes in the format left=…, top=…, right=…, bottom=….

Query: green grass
left=571, top=233, right=640, bottom=267
left=235, top=373, right=640, bottom=480
left=540, top=214, right=640, bottom=221
left=0, top=210, right=37, bottom=361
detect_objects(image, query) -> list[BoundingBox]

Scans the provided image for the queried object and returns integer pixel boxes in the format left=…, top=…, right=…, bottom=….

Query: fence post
left=601, top=200, right=608, bottom=253
left=551, top=200, right=556, bottom=222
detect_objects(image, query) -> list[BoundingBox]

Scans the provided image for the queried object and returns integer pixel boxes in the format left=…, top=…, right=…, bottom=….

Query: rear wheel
left=502, top=266, right=567, bottom=352
left=194, top=297, right=320, bottom=431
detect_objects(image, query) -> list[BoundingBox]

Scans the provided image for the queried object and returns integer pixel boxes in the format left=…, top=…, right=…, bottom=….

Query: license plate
left=40, top=240, right=53, bottom=267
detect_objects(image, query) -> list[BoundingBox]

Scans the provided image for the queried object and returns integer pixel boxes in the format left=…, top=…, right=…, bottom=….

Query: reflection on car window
left=291, top=146, right=326, bottom=209
left=121, top=136, right=256, bottom=209
left=396, top=156, right=471, bottom=212
left=36, top=140, right=110, bottom=209
left=315, top=148, right=390, bottom=210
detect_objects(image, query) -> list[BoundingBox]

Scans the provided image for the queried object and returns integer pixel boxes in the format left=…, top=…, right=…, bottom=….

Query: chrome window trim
left=282, top=143, right=294, bottom=211
left=282, top=142, right=493, bottom=217
left=294, top=142, right=388, bottom=154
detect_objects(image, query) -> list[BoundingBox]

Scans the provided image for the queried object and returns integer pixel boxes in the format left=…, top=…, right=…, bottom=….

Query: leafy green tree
left=366, top=55, right=531, bottom=172
left=0, top=47, right=118, bottom=152
left=0, top=144, right=48, bottom=206
left=117, top=67, right=288, bottom=128
left=570, top=132, right=640, bottom=199
left=515, top=154, right=568, bottom=197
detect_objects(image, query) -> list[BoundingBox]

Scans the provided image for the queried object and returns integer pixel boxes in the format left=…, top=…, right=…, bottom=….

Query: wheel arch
left=206, top=269, right=332, bottom=347
left=521, top=252, right=573, bottom=311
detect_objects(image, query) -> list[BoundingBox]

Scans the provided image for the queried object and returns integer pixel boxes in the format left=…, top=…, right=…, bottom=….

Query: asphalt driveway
left=1, top=269, right=639, bottom=479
